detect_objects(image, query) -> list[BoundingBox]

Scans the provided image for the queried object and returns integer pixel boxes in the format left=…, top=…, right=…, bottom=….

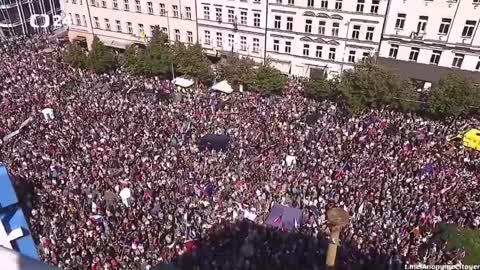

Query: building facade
left=265, top=0, right=389, bottom=78
left=196, top=0, right=268, bottom=62
left=378, top=0, right=480, bottom=83
left=65, top=0, right=198, bottom=49
left=0, top=0, right=61, bottom=38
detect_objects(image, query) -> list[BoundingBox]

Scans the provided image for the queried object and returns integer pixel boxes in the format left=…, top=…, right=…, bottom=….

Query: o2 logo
left=30, top=13, right=73, bottom=29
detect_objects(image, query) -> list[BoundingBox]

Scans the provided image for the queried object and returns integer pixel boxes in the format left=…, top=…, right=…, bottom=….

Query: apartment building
left=196, top=0, right=267, bottom=62
left=378, top=0, right=480, bottom=83
left=265, top=0, right=388, bottom=78
left=0, top=0, right=61, bottom=37
left=65, top=0, right=197, bottom=49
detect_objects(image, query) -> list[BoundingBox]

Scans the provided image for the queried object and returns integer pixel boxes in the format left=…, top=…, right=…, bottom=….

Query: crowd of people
left=1, top=35, right=479, bottom=270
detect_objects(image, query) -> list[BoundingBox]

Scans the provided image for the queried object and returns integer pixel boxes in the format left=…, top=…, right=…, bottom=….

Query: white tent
left=173, top=77, right=194, bottom=88
left=119, top=188, right=132, bottom=207
left=41, top=108, right=54, bottom=121
left=211, top=80, right=233, bottom=94
left=0, top=247, right=60, bottom=270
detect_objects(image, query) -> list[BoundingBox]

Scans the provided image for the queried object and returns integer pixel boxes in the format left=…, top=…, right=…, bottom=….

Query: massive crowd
left=1, top=35, right=479, bottom=270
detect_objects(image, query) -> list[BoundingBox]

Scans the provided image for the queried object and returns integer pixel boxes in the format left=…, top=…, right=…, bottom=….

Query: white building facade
left=265, top=0, right=389, bottom=78
left=65, top=0, right=198, bottom=49
left=378, top=0, right=480, bottom=81
left=196, top=0, right=268, bottom=62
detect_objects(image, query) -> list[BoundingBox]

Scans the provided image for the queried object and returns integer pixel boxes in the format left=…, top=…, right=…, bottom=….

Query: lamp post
left=325, top=207, right=350, bottom=270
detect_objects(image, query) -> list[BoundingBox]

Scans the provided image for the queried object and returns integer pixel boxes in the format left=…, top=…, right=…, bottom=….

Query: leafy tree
left=87, top=36, right=116, bottom=74
left=139, top=28, right=173, bottom=77
left=429, top=73, right=480, bottom=117
left=339, top=62, right=418, bottom=113
left=63, top=42, right=88, bottom=69
left=149, top=27, right=169, bottom=47
left=254, top=64, right=287, bottom=95
left=217, top=56, right=256, bottom=90
left=172, top=42, right=213, bottom=81
left=121, top=44, right=143, bottom=74
left=304, top=77, right=339, bottom=101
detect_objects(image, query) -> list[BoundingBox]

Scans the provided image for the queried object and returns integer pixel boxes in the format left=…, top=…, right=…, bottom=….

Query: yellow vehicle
left=451, top=129, right=480, bottom=151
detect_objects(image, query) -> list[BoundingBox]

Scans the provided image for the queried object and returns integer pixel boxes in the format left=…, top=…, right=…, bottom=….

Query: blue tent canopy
left=265, top=204, right=302, bottom=231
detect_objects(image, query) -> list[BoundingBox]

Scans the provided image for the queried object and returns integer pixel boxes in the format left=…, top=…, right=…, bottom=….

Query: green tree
left=63, top=42, right=88, bottom=69
left=87, top=36, right=116, bottom=74
left=121, top=44, right=143, bottom=74
left=140, top=28, right=172, bottom=77
left=172, top=42, right=213, bottom=81
left=339, top=61, right=418, bottom=113
left=217, top=56, right=256, bottom=90
left=429, top=73, right=480, bottom=117
left=304, top=77, right=339, bottom=101
left=254, top=64, right=287, bottom=95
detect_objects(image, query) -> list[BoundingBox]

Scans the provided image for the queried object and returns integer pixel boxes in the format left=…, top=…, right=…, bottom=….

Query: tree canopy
left=87, top=36, right=116, bottom=74
left=429, top=73, right=480, bottom=117
left=217, top=56, right=257, bottom=90
left=254, top=64, right=287, bottom=95
left=63, top=42, right=88, bottom=69
left=172, top=42, right=213, bottom=81
left=339, top=62, right=418, bottom=113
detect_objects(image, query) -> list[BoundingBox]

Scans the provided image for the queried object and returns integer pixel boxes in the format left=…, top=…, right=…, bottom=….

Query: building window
left=93, top=17, right=100, bottom=28
left=430, top=50, right=441, bottom=65
left=240, top=11, right=247, bottom=25
left=254, top=13, right=260, bottom=27
left=417, top=16, right=428, bottom=33
left=228, top=34, right=234, bottom=48
left=186, top=32, right=192, bottom=43
left=371, top=0, right=379, bottom=14
left=462, top=20, right=476, bottom=38
left=274, top=16, right=281, bottom=29
left=127, top=22, right=133, bottom=33
left=240, top=36, right=247, bottom=51
left=174, top=29, right=180, bottom=41
left=352, top=25, right=360, bottom=39
left=273, top=39, right=279, bottom=51
left=438, top=18, right=451, bottom=35
left=316, top=45, right=322, bottom=57
left=320, top=0, right=327, bottom=8
left=303, top=44, right=310, bottom=56
left=318, top=21, right=326, bottom=35
left=395, top=13, right=406, bottom=29
left=356, top=0, right=364, bottom=12
left=173, top=5, right=179, bottom=17
left=160, top=3, right=166, bottom=16
left=452, top=53, right=464, bottom=68
left=389, top=44, right=398, bottom=58
left=216, top=32, right=222, bottom=47
left=138, top=23, right=144, bottom=36
left=348, top=50, right=356, bottom=62
left=104, top=18, right=110, bottom=30
left=305, top=19, right=312, bottom=33
left=366, top=26, right=374, bottom=41
left=285, top=41, right=291, bottom=53
left=101, top=0, right=106, bottom=8
left=147, top=2, right=153, bottom=14
left=286, top=17, right=293, bottom=31
left=216, top=8, right=222, bottom=22
left=288, top=0, right=294, bottom=5
left=116, top=20, right=121, bottom=32
left=362, top=52, right=369, bottom=62
left=204, top=30, right=211, bottom=45
left=329, top=47, right=336, bottom=60
left=161, top=27, right=168, bottom=36
left=75, top=14, right=81, bottom=25
left=113, top=0, right=118, bottom=9
left=82, top=15, right=87, bottom=26
left=124, top=0, right=129, bottom=10
left=204, top=6, right=210, bottom=20
left=254, top=0, right=260, bottom=3
left=335, top=0, right=342, bottom=10
left=135, top=0, right=141, bottom=12
left=409, top=47, right=419, bottom=61
left=307, top=0, right=314, bottom=7
left=332, top=22, right=339, bottom=36
left=150, top=25, right=156, bottom=35
left=186, top=7, right=192, bottom=19
left=476, top=57, right=480, bottom=70
left=228, top=9, right=235, bottom=23
left=276, top=0, right=281, bottom=3
left=253, top=38, right=259, bottom=53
